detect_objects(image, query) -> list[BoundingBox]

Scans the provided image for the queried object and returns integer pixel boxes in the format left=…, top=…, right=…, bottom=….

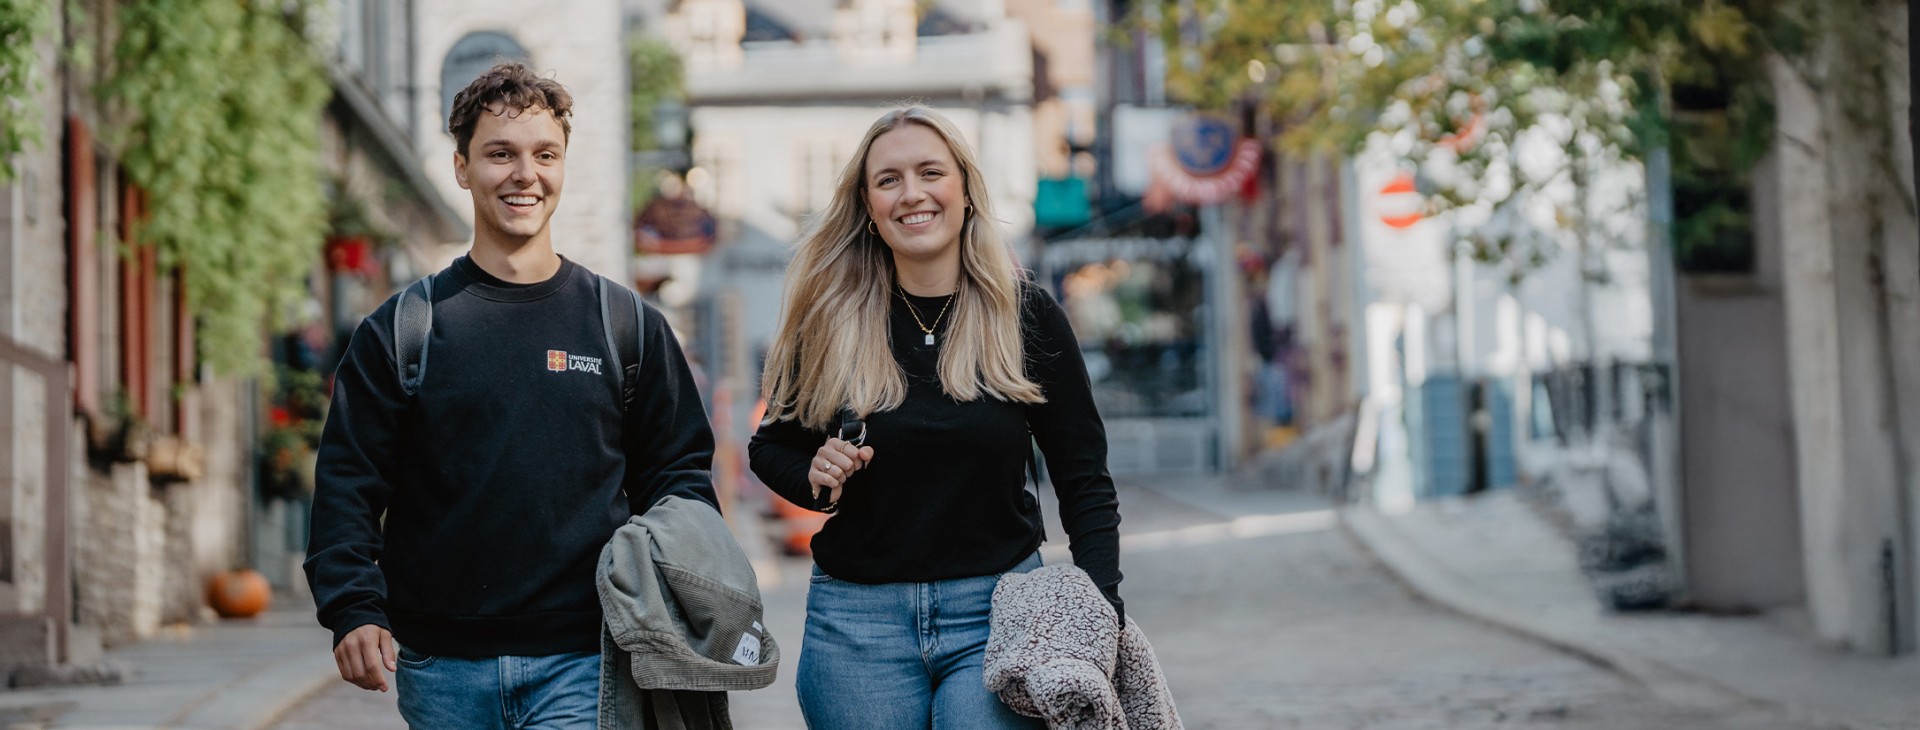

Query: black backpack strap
left=393, top=274, right=434, bottom=396
left=598, top=275, right=644, bottom=413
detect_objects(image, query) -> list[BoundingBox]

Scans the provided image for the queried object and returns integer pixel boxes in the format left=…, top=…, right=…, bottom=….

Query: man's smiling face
left=455, top=105, right=566, bottom=246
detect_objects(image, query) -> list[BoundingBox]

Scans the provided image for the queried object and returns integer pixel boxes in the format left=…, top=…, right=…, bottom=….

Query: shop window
left=1051, top=238, right=1210, bottom=418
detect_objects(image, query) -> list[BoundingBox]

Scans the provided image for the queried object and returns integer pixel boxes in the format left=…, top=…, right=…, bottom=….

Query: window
left=692, top=136, right=745, bottom=222
left=793, top=137, right=853, bottom=218
left=672, top=0, right=745, bottom=68
left=836, top=0, right=916, bottom=64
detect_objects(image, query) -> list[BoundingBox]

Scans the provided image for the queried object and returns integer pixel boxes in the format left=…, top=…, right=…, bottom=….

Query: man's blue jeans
left=394, top=646, right=598, bottom=729
left=796, top=552, right=1046, bottom=730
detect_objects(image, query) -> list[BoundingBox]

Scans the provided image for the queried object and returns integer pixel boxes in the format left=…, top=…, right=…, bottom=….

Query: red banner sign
left=1148, top=139, right=1263, bottom=206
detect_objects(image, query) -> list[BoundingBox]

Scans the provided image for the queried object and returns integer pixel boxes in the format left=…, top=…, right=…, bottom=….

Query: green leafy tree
left=0, top=0, right=52, bottom=180
left=101, top=0, right=332, bottom=374
left=629, top=33, right=686, bottom=210
left=1145, top=0, right=1813, bottom=272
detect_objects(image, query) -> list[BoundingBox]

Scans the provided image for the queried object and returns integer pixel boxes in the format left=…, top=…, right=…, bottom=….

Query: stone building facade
left=0, top=0, right=465, bottom=678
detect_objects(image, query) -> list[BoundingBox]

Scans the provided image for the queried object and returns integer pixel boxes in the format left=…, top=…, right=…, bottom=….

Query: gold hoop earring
left=867, top=219, right=878, bottom=236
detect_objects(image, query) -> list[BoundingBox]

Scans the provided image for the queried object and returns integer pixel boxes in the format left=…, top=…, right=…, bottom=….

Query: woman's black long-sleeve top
left=749, top=282, right=1124, bottom=616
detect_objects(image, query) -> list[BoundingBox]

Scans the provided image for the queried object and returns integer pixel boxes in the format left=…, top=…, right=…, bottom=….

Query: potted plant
left=325, top=180, right=399, bottom=279
left=259, top=366, right=328, bottom=500
left=146, top=433, right=206, bottom=483
left=86, top=391, right=151, bottom=465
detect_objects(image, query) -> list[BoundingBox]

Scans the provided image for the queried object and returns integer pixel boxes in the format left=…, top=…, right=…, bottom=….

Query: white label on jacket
left=732, top=632, right=762, bottom=665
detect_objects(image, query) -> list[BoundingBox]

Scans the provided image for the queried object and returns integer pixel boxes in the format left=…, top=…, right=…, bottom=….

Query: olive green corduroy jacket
left=597, top=495, right=779, bottom=729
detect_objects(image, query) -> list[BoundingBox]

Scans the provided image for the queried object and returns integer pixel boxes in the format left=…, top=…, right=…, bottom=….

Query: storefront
left=1039, top=235, right=1220, bottom=474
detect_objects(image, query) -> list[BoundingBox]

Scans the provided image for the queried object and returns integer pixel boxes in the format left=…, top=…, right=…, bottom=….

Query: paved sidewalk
left=1342, top=491, right=1920, bottom=730
left=0, top=604, right=335, bottom=730
left=0, top=498, right=788, bottom=730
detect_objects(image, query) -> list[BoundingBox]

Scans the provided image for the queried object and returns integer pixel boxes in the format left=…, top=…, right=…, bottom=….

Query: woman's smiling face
left=864, top=123, right=968, bottom=265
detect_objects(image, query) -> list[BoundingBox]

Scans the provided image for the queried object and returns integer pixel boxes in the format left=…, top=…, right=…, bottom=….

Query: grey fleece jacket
left=984, top=565, right=1181, bottom=729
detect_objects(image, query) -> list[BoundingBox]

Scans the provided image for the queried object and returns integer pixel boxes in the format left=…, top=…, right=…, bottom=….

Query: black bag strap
left=393, top=274, right=435, bottom=396
left=1027, top=438, right=1042, bottom=488
left=393, top=272, right=645, bottom=408
left=597, top=275, right=645, bottom=413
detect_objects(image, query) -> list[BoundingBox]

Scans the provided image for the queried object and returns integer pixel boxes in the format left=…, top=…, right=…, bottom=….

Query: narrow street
left=271, top=479, right=1820, bottom=730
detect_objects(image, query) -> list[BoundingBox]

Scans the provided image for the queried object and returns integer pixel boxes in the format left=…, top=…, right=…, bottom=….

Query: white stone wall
left=2, top=7, right=75, bottom=618
left=190, top=379, right=250, bottom=591
left=1774, top=2, right=1920, bottom=654
left=75, top=463, right=167, bottom=646
left=412, top=0, right=632, bottom=280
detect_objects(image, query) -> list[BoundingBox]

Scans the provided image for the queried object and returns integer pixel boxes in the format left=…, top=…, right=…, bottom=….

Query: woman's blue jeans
left=796, top=552, right=1046, bottom=730
left=394, top=646, right=598, bottom=729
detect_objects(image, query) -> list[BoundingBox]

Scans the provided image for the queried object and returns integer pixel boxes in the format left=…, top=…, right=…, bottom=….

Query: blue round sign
left=1170, top=115, right=1238, bottom=177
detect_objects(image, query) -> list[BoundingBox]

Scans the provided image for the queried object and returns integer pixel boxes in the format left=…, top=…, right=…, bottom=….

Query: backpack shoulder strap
left=393, top=274, right=435, bottom=396
left=597, top=275, right=645, bottom=413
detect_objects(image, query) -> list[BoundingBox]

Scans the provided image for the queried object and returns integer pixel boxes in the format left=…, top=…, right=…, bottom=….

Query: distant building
left=643, top=0, right=1047, bottom=454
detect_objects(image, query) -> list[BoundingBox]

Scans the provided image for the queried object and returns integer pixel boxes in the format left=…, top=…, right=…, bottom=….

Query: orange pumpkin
left=208, top=569, right=272, bottom=619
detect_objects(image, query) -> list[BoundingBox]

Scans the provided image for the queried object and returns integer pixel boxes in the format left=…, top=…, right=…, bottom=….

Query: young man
left=305, top=63, right=719, bottom=728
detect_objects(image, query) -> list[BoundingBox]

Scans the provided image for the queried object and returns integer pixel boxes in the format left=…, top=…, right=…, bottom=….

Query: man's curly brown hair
left=448, top=62, right=574, bottom=157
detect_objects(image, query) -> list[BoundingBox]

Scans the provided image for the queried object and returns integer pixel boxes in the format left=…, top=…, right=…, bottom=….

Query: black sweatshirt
left=749, top=281, right=1124, bottom=616
left=305, top=256, right=717, bottom=657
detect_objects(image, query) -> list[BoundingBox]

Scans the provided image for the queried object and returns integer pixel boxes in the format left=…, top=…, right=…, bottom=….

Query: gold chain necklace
left=895, top=286, right=954, bottom=346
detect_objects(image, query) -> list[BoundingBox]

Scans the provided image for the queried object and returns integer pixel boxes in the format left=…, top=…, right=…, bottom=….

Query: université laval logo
left=546, top=349, right=604, bottom=375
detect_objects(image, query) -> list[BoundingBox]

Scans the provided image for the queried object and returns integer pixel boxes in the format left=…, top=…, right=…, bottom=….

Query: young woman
left=749, top=106, right=1124, bottom=729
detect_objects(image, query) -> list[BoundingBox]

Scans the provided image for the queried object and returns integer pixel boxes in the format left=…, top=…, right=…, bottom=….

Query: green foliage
left=630, top=34, right=686, bottom=153
left=102, top=0, right=332, bottom=374
left=629, top=33, right=686, bottom=211
left=61, top=0, right=96, bottom=73
left=0, top=0, right=52, bottom=180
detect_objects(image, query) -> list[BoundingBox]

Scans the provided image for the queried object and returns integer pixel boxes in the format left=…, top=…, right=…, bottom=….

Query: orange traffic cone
left=773, top=495, right=827, bottom=556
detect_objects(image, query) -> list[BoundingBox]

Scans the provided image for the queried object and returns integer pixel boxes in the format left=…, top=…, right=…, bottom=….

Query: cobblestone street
left=273, top=480, right=1823, bottom=729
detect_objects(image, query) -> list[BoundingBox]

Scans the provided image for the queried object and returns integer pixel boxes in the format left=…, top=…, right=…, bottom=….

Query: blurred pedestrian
left=305, top=62, right=721, bottom=729
left=749, top=106, right=1125, bottom=730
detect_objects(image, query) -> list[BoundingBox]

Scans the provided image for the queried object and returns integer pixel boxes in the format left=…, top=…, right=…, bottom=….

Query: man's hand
left=334, top=624, right=397, bottom=692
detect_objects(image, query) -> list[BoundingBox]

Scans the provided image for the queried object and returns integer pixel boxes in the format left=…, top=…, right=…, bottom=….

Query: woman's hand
left=809, top=437, right=874, bottom=509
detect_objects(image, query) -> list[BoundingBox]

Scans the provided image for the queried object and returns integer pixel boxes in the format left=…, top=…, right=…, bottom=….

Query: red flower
left=269, top=406, right=293, bottom=429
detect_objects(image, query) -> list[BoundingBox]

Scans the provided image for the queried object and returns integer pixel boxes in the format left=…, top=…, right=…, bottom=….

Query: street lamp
left=632, top=98, right=690, bottom=172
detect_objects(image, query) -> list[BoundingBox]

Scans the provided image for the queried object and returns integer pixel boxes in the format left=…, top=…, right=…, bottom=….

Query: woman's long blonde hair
left=761, top=106, right=1045, bottom=431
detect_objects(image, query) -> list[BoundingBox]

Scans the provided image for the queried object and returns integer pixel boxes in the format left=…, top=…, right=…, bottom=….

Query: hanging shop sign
left=324, top=235, right=380, bottom=277
left=634, top=193, right=717, bottom=255
left=1148, top=114, right=1262, bottom=206
left=1034, top=176, right=1092, bottom=228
